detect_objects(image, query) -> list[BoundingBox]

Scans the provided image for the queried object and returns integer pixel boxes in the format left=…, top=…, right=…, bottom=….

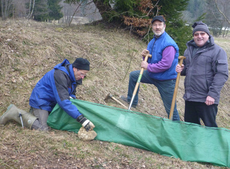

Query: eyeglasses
left=194, top=32, right=206, bottom=37
left=76, top=69, right=86, bottom=78
left=80, top=72, right=86, bottom=78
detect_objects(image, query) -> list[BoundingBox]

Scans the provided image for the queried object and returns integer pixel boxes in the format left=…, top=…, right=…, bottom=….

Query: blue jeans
left=127, top=70, right=180, bottom=121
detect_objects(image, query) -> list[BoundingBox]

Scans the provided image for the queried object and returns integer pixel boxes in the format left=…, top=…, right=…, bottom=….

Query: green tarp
left=47, top=99, right=230, bottom=167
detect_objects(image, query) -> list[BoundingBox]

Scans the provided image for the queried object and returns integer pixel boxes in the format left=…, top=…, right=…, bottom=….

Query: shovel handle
left=169, top=56, right=186, bottom=120
left=111, top=95, right=128, bottom=109
left=128, top=54, right=151, bottom=110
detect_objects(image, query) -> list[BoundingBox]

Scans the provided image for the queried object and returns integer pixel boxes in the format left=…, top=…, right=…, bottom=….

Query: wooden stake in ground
left=169, top=56, right=186, bottom=120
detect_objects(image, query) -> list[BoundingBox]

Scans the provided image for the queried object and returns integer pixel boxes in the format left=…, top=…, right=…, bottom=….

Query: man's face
left=73, top=68, right=88, bottom=81
left=193, top=31, right=209, bottom=47
left=152, top=20, right=166, bottom=36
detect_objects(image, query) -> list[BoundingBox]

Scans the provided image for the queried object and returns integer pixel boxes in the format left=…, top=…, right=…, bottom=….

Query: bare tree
left=1, top=0, right=13, bottom=20
left=26, top=0, right=36, bottom=19
left=68, top=0, right=93, bottom=26
left=214, top=0, right=230, bottom=24
left=60, top=0, right=101, bottom=25
left=12, top=0, right=27, bottom=18
left=214, top=0, right=230, bottom=37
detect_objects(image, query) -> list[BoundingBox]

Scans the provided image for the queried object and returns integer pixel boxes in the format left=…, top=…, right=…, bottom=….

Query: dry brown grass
left=0, top=19, right=229, bottom=168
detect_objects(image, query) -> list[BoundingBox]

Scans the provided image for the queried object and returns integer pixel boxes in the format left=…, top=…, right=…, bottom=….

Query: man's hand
left=141, top=61, right=148, bottom=69
left=141, top=49, right=149, bottom=57
left=76, top=115, right=95, bottom=131
left=205, top=96, right=215, bottom=106
left=176, top=64, right=184, bottom=73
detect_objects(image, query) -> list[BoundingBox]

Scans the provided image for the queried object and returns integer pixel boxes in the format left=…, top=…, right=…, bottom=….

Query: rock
left=78, top=127, right=97, bottom=141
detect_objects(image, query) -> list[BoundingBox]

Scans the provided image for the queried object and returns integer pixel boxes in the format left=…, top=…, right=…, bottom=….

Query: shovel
left=169, top=56, right=186, bottom=120
left=105, top=93, right=127, bottom=109
left=128, top=54, right=152, bottom=110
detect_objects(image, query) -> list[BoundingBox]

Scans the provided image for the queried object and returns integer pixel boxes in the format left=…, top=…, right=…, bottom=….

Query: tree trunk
left=93, top=0, right=112, bottom=21
left=1, top=0, right=12, bottom=20
left=27, top=0, right=32, bottom=16
left=27, top=0, right=35, bottom=19
left=1, top=0, right=5, bottom=20
left=4, top=0, right=8, bottom=19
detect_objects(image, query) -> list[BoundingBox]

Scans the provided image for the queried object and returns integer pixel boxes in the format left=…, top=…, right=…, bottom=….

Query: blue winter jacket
left=29, top=59, right=82, bottom=119
left=147, top=32, right=179, bottom=80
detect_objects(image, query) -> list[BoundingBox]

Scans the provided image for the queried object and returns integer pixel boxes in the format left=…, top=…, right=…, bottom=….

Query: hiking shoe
left=120, top=95, right=137, bottom=108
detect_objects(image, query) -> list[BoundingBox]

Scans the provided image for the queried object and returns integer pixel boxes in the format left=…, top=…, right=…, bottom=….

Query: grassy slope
left=0, top=19, right=229, bottom=168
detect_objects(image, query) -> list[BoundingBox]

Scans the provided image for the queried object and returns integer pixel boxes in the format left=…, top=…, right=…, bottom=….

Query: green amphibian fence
left=47, top=99, right=230, bottom=167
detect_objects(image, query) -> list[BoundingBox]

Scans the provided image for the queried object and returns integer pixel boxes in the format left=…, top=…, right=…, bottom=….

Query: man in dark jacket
left=176, top=21, right=228, bottom=127
left=0, top=58, right=95, bottom=131
left=121, top=15, right=180, bottom=121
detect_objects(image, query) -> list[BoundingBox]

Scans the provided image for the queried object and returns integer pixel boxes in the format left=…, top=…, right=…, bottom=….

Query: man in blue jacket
left=0, top=58, right=95, bottom=131
left=121, top=15, right=180, bottom=121
left=176, top=21, right=228, bottom=127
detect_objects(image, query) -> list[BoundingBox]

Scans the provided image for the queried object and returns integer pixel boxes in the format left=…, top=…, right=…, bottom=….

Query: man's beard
left=153, top=27, right=165, bottom=36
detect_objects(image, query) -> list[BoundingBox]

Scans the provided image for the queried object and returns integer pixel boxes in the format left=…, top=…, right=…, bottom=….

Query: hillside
left=0, top=19, right=230, bottom=168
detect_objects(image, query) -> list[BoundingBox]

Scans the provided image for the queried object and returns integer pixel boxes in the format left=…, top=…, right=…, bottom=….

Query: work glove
left=69, top=96, right=76, bottom=99
left=76, top=115, right=95, bottom=131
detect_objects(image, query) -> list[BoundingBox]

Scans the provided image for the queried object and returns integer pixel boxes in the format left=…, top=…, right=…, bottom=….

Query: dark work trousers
left=184, top=101, right=218, bottom=127
left=30, top=107, right=50, bottom=131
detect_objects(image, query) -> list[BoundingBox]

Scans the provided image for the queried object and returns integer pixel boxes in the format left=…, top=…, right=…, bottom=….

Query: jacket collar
left=54, top=59, right=81, bottom=84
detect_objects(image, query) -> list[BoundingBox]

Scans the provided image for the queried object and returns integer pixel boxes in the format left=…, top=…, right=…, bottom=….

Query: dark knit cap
left=192, top=21, right=210, bottom=36
left=72, top=58, right=90, bottom=71
left=151, top=15, right=165, bottom=24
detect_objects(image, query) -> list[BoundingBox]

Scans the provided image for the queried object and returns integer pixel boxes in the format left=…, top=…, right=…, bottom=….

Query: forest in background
left=0, top=0, right=229, bottom=34
left=183, top=0, right=230, bottom=36
left=0, top=0, right=229, bottom=56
